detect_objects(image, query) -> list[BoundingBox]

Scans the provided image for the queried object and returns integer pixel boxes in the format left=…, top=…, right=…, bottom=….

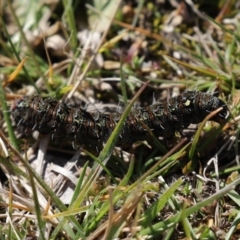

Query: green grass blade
left=0, top=14, right=39, bottom=92
left=0, top=83, right=18, bottom=150
left=120, top=56, right=128, bottom=106
left=70, top=161, right=89, bottom=205
left=62, top=0, right=78, bottom=49
left=189, top=107, right=224, bottom=159
left=225, top=211, right=240, bottom=240
left=28, top=172, right=46, bottom=240
left=140, top=176, right=240, bottom=238
left=140, top=178, right=183, bottom=228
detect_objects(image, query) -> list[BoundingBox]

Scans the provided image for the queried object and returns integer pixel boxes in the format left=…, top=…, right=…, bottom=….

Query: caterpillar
left=11, top=91, right=229, bottom=150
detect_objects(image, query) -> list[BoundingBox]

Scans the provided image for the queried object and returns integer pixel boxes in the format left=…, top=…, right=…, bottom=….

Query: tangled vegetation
left=1, top=0, right=240, bottom=239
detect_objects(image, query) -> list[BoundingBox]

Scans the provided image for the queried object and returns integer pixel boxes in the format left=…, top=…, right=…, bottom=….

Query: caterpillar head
left=210, top=98, right=230, bottom=124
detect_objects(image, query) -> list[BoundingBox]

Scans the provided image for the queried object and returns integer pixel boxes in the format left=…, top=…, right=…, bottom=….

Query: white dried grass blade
left=36, top=135, right=50, bottom=175
left=49, top=164, right=78, bottom=185
left=0, top=137, right=9, bottom=157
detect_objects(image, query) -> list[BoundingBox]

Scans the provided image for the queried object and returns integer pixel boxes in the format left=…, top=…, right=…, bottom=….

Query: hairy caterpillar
left=11, top=91, right=229, bottom=150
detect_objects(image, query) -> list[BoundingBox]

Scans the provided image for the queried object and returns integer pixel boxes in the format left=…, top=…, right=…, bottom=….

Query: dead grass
left=1, top=0, right=240, bottom=239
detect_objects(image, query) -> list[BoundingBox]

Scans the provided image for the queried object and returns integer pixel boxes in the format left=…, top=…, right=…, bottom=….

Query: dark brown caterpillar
left=11, top=91, right=229, bottom=150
